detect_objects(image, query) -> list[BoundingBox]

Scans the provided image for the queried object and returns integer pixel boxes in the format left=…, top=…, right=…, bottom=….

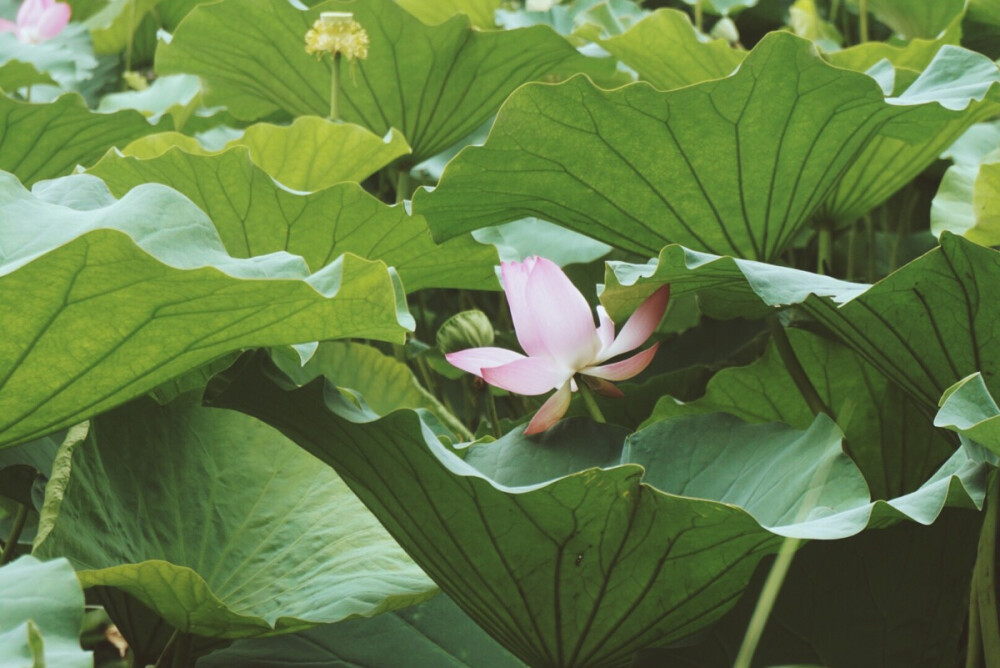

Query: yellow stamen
left=304, top=11, right=369, bottom=61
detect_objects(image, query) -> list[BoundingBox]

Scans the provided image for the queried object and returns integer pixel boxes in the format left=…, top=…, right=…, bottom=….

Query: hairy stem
left=577, top=380, right=606, bottom=424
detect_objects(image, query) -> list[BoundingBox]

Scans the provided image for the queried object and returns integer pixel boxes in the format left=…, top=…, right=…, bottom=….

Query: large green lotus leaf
left=198, top=593, right=524, bottom=667
left=0, top=556, right=91, bottom=668
left=0, top=171, right=408, bottom=449
left=935, top=372, right=1000, bottom=455
left=87, top=145, right=498, bottom=290
left=155, top=0, right=611, bottom=161
left=848, top=0, right=967, bottom=39
left=932, top=147, right=1000, bottom=246
left=394, top=0, right=501, bottom=28
left=416, top=33, right=997, bottom=260
left=0, top=59, right=56, bottom=90
left=602, top=234, right=1000, bottom=416
left=639, top=508, right=980, bottom=666
left=32, top=394, right=435, bottom=639
left=597, top=9, right=744, bottom=91
left=818, top=45, right=1000, bottom=223
left=122, top=117, right=411, bottom=191
left=472, top=218, right=610, bottom=267
left=0, top=93, right=165, bottom=186
left=648, top=328, right=952, bottom=499
left=209, top=354, right=988, bottom=666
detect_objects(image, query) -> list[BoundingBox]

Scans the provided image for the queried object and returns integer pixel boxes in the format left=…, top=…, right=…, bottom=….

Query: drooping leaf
left=33, top=393, right=435, bottom=639
left=88, top=144, right=498, bottom=290
left=416, top=33, right=998, bottom=260
left=818, top=45, right=1000, bottom=223
left=471, top=218, right=611, bottom=267
left=597, top=9, right=744, bottom=91
left=0, top=93, right=166, bottom=186
left=648, top=327, right=953, bottom=498
left=156, top=0, right=612, bottom=161
left=209, top=353, right=988, bottom=666
left=932, top=147, right=1000, bottom=246
left=602, top=234, right=1000, bottom=416
left=0, top=556, right=91, bottom=668
left=198, top=594, right=524, bottom=668
left=935, top=372, right=1000, bottom=454
left=0, top=171, right=408, bottom=449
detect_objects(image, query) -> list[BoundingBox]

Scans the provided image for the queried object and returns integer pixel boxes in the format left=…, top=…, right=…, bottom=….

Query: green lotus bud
left=436, top=310, right=494, bottom=354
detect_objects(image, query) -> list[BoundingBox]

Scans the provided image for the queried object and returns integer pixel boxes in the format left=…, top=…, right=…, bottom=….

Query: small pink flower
left=0, top=0, right=70, bottom=44
left=447, top=257, right=669, bottom=435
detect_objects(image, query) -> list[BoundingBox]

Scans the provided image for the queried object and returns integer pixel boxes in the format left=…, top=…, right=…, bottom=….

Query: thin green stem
left=330, top=53, right=342, bottom=121
left=817, top=222, right=833, bottom=276
left=125, top=0, right=135, bottom=74
left=865, top=214, right=877, bottom=282
left=694, top=0, right=704, bottom=32
left=0, top=502, right=28, bottom=565
left=846, top=221, right=858, bottom=280
left=577, top=380, right=606, bottom=424
left=858, top=0, right=869, bottom=42
left=170, top=632, right=192, bottom=668
left=485, top=390, right=502, bottom=438
left=829, top=0, right=841, bottom=23
left=396, top=167, right=411, bottom=204
left=734, top=537, right=801, bottom=668
left=766, top=316, right=833, bottom=418
left=153, top=630, right=179, bottom=668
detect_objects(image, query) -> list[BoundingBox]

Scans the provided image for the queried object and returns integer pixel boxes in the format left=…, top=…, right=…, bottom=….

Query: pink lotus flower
left=446, top=257, right=669, bottom=435
left=0, top=0, right=70, bottom=44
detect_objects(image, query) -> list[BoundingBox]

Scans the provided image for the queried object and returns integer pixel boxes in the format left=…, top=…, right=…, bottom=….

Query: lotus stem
left=694, top=0, right=704, bottom=32
left=330, top=52, right=341, bottom=121
left=817, top=221, right=833, bottom=276
left=577, top=380, right=606, bottom=424
left=396, top=167, right=410, bottom=204
left=734, top=536, right=801, bottom=668
left=970, top=472, right=1000, bottom=665
left=766, top=316, right=833, bottom=419
left=486, top=390, right=503, bottom=438
left=858, top=0, right=869, bottom=42
left=0, top=502, right=28, bottom=565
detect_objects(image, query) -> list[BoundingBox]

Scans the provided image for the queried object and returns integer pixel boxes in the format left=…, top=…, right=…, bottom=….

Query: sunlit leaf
left=394, top=0, right=500, bottom=28
left=0, top=172, right=408, bottom=449
left=156, top=0, right=612, bottom=160
left=88, top=145, right=498, bottom=290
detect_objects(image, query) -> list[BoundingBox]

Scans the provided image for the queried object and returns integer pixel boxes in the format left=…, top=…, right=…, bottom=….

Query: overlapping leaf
left=209, top=353, right=987, bottom=667
left=417, top=33, right=999, bottom=260
left=156, top=0, right=611, bottom=161
left=33, top=394, right=435, bottom=639
left=0, top=556, right=91, bottom=668
left=198, top=594, right=524, bottom=668
left=850, top=0, right=966, bottom=39
left=602, top=234, right=1000, bottom=415
left=648, top=328, right=953, bottom=498
left=0, top=93, right=166, bottom=185
left=935, top=373, right=1000, bottom=454
left=88, top=144, right=498, bottom=290
left=0, top=172, right=408, bottom=449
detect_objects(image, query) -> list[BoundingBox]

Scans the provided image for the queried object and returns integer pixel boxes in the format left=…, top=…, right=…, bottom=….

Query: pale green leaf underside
left=0, top=93, right=165, bottom=186
left=199, top=594, right=524, bottom=667
left=935, top=373, right=1000, bottom=455
left=211, top=356, right=987, bottom=667
left=417, top=33, right=999, bottom=260
left=932, top=151, right=1000, bottom=246
left=0, top=172, right=408, bottom=449
left=156, top=0, right=610, bottom=161
left=603, top=234, right=1000, bottom=415
left=33, top=394, right=435, bottom=638
left=0, top=556, right=91, bottom=668
left=648, top=327, right=953, bottom=499
left=88, top=145, right=498, bottom=291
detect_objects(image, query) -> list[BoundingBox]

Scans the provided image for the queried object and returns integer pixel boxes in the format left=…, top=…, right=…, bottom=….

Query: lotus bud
left=437, top=310, right=495, bottom=354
